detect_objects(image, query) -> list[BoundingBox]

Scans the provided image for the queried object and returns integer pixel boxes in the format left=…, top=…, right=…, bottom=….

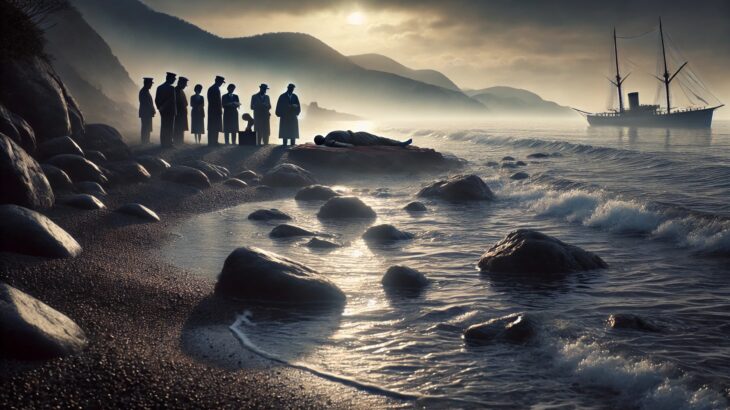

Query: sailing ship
left=578, top=19, right=723, bottom=128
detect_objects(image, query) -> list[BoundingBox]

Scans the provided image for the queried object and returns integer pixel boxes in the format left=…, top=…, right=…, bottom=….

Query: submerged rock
left=463, top=313, right=535, bottom=344
left=248, top=208, right=291, bottom=221
left=0, top=282, right=87, bottom=359
left=47, top=154, right=107, bottom=184
left=41, top=164, right=74, bottom=192
left=478, top=229, right=607, bottom=275
left=404, top=201, right=427, bottom=212
left=317, top=196, right=376, bottom=219
left=515, top=161, right=527, bottom=167
left=305, top=238, right=342, bottom=249
left=295, top=185, right=340, bottom=201
left=38, top=136, right=84, bottom=159
left=500, top=162, right=518, bottom=169
left=485, top=161, right=499, bottom=167
left=116, top=203, right=159, bottom=222
left=510, top=172, right=529, bottom=180
left=270, top=224, right=317, bottom=238
left=61, top=194, right=105, bottom=210
left=607, top=314, right=660, bottom=332
left=501, top=156, right=515, bottom=161
left=0, top=204, right=81, bottom=258
left=135, top=155, right=170, bottom=174
left=527, top=153, right=550, bottom=159
left=362, top=224, right=414, bottom=242
left=382, top=266, right=429, bottom=289
left=223, top=178, right=248, bottom=188
left=161, top=165, right=211, bottom=189
left=184, top=160, right=229, bottom=181
left=215, top=247, right=346, bottom=306
left=262, top=163, right=317, bottom=187
left=75, top=181, right=107, bottom=197
left=418, top=174, right=495, bottom=201
left=0, top=134, right=54, bottom=209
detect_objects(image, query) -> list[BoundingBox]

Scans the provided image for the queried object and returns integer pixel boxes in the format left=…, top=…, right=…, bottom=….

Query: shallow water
left=164, top=120, right=730, bottom=409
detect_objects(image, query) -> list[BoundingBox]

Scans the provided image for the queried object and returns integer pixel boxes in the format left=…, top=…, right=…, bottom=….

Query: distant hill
left=349, top=53, right=461, bottom=92
left=464, top=86, right=576, bottom=117
left=70, top=0, right=485, bottom=119
left=306, top=102, right=362, bottom=122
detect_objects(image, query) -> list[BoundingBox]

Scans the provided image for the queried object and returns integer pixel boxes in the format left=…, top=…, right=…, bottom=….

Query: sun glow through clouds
left=346, top=11, right=365, bottom=25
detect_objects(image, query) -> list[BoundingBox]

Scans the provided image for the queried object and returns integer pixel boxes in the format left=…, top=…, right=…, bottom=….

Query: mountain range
left=349, top=53, right=461, bottom=92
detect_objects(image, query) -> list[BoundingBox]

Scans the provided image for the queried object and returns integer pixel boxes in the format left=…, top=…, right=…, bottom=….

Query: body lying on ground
left=313, top=130, right=412, bottom=148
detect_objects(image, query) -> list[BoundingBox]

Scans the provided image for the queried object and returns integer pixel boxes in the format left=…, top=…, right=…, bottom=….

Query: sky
left=141, top=0, right=730, bottom=115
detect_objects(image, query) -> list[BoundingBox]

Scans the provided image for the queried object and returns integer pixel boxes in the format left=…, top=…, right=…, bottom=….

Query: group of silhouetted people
left=139, top=72, right=301, bottom=147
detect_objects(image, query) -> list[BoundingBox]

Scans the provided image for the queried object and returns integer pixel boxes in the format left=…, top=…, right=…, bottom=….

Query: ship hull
left=587, top=107, right=717, bottom=128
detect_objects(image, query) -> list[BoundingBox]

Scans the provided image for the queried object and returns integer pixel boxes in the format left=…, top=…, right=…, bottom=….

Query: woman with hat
left=222, top=83, right=240, bottom=144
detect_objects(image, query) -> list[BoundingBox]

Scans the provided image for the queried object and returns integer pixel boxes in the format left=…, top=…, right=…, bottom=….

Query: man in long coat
left=154, top=72, right=176, bottom=148
left=206, top=75, right=225, bottom=146
left=250, top=83, right=271, bottom=145
left=138, top=77, right=155, bottom=144
left=275, top=83, right=301, bottom=146
left=173, top=77, right=189, bottom=146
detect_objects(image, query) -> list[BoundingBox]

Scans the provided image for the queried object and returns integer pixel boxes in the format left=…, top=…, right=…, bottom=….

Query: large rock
left=362, top=224, right=414, bottom=242
left=0, top=282, right=87, bottom=360
left=0, top=204, right=81, bottom=258
left=463, top=313, right=535, bottom=345
left=215, top=247, right=346, bottom=306
left=60, top=194, right=105, bottom=210
left=295, top=185, right=339, bottom=201
left=404, top=201, right=427, bottom=212
left=116, top=203, right=160, bottom=222
left=41, top=164, right=74, bottom=192
left=607, top=314, right=660, bottom=332
left=527, top=153, right=550, bottom=159
left=47, top=154, right=107, bottom=184
left=77, top=124, right=130, bottom=160
left=478, top=229, right=607, bottom=275
left=223, top=178, right=248, bottom=188
left=135, top=155, right=170, bottom=174
left=37, top=136, right=84, bottom=159
left=105, top=160, right=151, bottom=184
left=510, top=172, right=529, bottom=180
left=317, top=196, right=376, bottom=219
left=262, top=163, right=317, bottom=187
left=418, top=174, right=495, bottom=201
left=270, top=224, right=317, bottom=238
left=0, top=134, right=54, bottom=209
left=306, top=238, right=342, bottom=249
left=248, top=208, right=291, bottom=221
left=381, top=266, right=429, bottom=289
left=75, top=181, right=107, bottom=197
left=84, top=150, right=107, bottom=164
left=161, top=165, right=211, bottom=189
left=183, top=160, right=229, bottom=181
left=0, top=104, right=35, bottom=153
left=234, top=170, right=261, bottom=183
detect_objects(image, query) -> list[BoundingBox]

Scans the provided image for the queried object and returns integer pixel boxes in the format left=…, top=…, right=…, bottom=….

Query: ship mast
left=613, top=28, right=625, bottom=113
left=658, top=18, right=688, bottom=114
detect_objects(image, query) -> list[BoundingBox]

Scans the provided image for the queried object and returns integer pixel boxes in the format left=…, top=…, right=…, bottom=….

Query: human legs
left=160, top=115, right=174, bottom=148
left=141, top=117, right=151, bottom=144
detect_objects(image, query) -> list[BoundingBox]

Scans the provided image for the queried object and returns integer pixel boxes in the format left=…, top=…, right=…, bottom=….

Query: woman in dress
left=190, top=84, right=205, bottom=144
left=222, top=84, right=240, bottom=145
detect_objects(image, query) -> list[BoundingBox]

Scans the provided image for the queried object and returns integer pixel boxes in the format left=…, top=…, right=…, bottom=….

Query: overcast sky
left=141, top=0, right=729, bottom=113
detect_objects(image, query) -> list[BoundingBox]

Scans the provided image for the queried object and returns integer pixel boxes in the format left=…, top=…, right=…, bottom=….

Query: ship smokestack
left=628, top=92, right=640, bottom=110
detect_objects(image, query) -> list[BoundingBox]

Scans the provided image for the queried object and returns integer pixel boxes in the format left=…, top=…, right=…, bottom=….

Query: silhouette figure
left=138, top=77, right=155, bottom=144
left=207, top=75, right=225, bottom=146
left=238, top=113, right=256, bottom=145
left=154, top=72, right=177, bottom=148
left=190, top=84, right=205, bottom=144
left=275, top=83, right=301, bottom=146
left=173, top=77, right=189, bottom=146
left=314, top=131, right=413, bottom=148
left=222, top=84, right=240, bottom=144
left=250, top=83, right=271, bottom=145
left=242, top=113, right=254, bottom=132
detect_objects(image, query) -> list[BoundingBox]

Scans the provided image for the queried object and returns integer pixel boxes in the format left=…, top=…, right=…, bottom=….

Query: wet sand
left=0, top=144, right=396, bottom=408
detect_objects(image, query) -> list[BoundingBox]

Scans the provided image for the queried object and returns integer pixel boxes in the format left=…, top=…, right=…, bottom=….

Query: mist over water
left=164, top=120, right=730, bottom=408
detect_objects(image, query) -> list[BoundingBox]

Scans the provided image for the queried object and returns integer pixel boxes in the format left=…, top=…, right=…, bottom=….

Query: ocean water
left=163, top=120, right=730, bottom=409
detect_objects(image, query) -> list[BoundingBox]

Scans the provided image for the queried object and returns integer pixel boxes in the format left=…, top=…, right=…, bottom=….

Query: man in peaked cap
left=250, top=83, right=271, bottom=145
left=173, top=77, right=189, bottom=146
left=206, top=75, right=225, bottom=146
left=275, top=83, right=301, bottom=146
left=155, top=72, right=177, bottom=148
left=138, top=77, right=155, bottom=144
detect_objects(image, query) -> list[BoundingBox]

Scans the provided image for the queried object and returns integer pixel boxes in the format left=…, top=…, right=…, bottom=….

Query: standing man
left=207, top=75, right=225, bottom=146
left=250, top=83, right=271, bottom=145
left=173, top=76, right=189, bottom=146
left=275, top=83, right=301, bottom=146
left=154, top=72, right=177, bottom=148
left=138, top=77, right=155, bottom=144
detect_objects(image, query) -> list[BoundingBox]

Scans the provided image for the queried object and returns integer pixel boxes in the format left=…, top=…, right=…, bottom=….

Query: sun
left=346, top=11, right=365, bottom=25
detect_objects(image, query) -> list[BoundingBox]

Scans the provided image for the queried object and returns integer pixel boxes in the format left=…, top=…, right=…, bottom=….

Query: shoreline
left=0, top=144, right=397, bottom=408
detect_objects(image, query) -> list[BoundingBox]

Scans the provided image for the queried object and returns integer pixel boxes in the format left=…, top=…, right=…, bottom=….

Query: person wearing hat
left=250, top=83, right=271, bottom=145
left=190, top=84, right=205, bottom=144
left=275, top=83, right=301, bottom=146
left=173, top=77, right=189, bottom=146
left=154, top=72, right=177, bottom=148
left=206, top=75, right=225, bottom=146
left=222, top=83, right=241, bottom=144
left=138, top=77, right=155, bottom=144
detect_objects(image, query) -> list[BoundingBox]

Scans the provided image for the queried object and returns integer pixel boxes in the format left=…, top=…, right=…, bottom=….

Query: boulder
left=0, top=104, right=35, bottom=153
left=478, top=229, right=607, bottom=275
left=234, top=170, right=261, bottom=183
left=223, top=178, right=248, bottom=188
left=41, top=164, right=74, bottom=192
left=135, top=155, right=170, bottom=174
left=37, top=136, right=84, bottom=159
left=214, top=247, right=346, bottom=306
left=60, top=194, right=105, bottom=210
left=84, top=150, right=107, bottom=164
left=295, top=185, right=340, bottom=201
left=47, top=154, right=107, bottom=184
left=0, top=282, right=87, bottom=360
left=183, top=160, right=229, bottom=181
left=116, top=203, right=160, bottom=222
left=362, top=224, right=414, bottom=242
left=262, top=163, right=317, bottom=187
left=0, top=134, right=54, bottom=209
left=270, top=224, right=317, bottom=238
left=75, top=181, right=107, bottom=197
left=501, top=162, right=519, bottom=169
left=527, top=153, right=550, bottom=159
left=317, top=196, right=376, bottom=219
left=161, top=165, right=211, bottom=189
left=248, top=208, right=291, bottom=221
left=77, top=124, right=130, bottom=160
left=418, top=174, right=494, bottom=201
left=463, top=313, right=535, bottom=345
left=381, top=266, right=429, bottom=289
left=607, top=314, right=660, bottom=332
left=515, top=161, right=527, bottom=166
left=0, top=204, right=81, bottom=258
left=510, top=172, right=529, bottom=180
left=105, top=160, right=151, bottom=184
left=501, top=156, right=515, bottom=161
left=404, top=201, right=427, bottom=212
left=305, top=238, right=341, bottom=249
